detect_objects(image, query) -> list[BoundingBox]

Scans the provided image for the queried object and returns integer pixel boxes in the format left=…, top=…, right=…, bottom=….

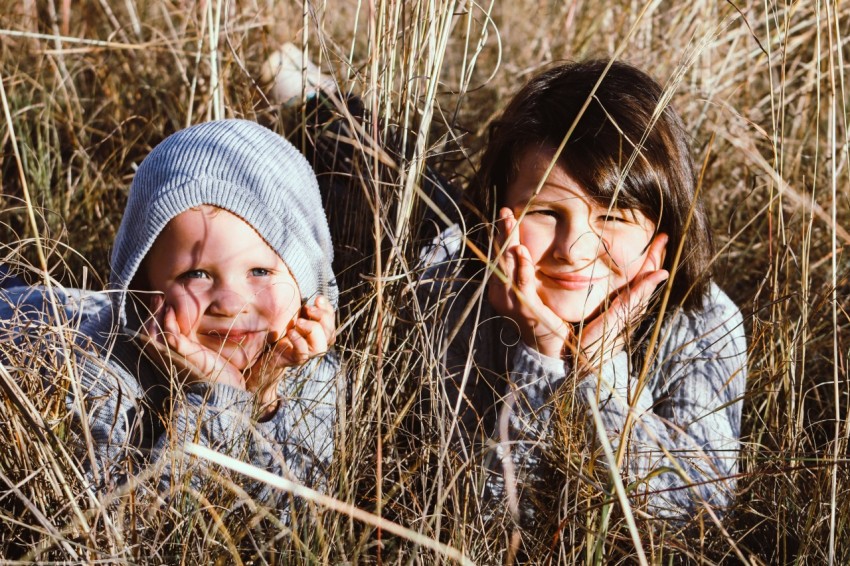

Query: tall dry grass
left=1, top=0, right=849, bottom=563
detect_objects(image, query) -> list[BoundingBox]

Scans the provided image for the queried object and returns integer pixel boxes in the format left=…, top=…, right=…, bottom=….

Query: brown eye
left=598, top=212, right=629, bottom=224
left=528, top=209, right=558, bottom=218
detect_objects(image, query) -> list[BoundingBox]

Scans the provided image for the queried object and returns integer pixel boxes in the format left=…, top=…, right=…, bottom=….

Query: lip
left=540, top=271, right=605, bottom=291
left=200, top=329, right=263, bottom=344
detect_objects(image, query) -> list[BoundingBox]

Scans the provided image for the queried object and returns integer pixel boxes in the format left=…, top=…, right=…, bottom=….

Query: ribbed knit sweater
left=418, top=223, right=747, bottom=519
left=1, top=120, right=340, bottom=509
left=73, top=304, right=338, bottom=502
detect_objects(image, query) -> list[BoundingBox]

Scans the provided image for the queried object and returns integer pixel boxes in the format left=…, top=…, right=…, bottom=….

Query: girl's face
left=504, top=149, right=657, bottom=323
left=143, top=206, right=301, bottom=371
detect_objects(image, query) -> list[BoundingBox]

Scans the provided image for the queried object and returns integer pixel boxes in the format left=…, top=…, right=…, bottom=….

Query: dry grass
left=1, top=0, right=849, bottom=563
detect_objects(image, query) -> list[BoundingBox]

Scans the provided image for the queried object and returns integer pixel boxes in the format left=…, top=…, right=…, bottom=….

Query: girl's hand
left=243, top=295, right=336, bottom=406
left=488, top=208, right=570, bottom=359
left=140, top=294, right=246, bottom=389
left=575, top=233, right=669, bottom=366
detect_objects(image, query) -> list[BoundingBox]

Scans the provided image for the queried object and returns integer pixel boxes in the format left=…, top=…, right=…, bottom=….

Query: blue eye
left=180, top=270, right=209, bottom=280
left=251, top=268, right=272, bottom=277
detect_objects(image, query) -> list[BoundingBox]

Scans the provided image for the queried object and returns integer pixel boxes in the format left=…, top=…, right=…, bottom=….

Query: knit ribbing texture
left=109, top=119, right=336, bottom=326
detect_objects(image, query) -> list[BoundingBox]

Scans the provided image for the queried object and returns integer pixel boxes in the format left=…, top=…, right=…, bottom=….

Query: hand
left=575, top=232, right=669, bottom=366
left=243, top=295, right=336, bottom=407
left=488, top=208, right=570, bottom=358
left=139, top=294, right=246, bottom=390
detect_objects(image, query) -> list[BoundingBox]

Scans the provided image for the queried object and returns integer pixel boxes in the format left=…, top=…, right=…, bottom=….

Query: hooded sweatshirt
left=61, top=119, right=339, bottom=502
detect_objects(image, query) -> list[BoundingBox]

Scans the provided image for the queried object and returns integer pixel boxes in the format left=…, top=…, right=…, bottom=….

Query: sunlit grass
left=1, top=0, right=848, bottom=562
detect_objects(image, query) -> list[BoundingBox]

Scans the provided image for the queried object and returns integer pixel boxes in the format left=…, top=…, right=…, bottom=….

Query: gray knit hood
left=109, top=119, right=336, bottom=328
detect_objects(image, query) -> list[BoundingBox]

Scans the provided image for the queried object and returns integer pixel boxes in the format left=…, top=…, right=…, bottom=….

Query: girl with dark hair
left=417, top=59, right=746, bottom=521
left=262, top=49, right=746, bottom=522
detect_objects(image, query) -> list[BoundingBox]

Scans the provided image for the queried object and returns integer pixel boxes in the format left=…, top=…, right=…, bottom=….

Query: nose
left=553, top=216, right=604, bottom=266
left=206, top=283, right=249, bottom=317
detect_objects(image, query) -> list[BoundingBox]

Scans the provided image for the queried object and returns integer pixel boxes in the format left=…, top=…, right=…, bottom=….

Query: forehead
left=152, top=206, right=279, bottom=263
left=505, top=148, right=592, bottom=206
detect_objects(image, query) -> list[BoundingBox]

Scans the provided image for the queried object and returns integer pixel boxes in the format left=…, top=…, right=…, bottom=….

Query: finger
left=626, top=268, right=670, bottom=312
left=602, top=270, right=669, bottom=343
left=285, top=327, right=312, bottom=363
left=514, top=245, right=536, bottom=292
left=162, top=306, right=189, bottom=355
left=502, top=208, right=520, bottom=250
left=303, top=296, right=326, bottom=321
left=579, top=263, right=666, bottom=359
left=304, top=295, right=336, bottom=343
left=500, top=239, right=518, bottom=285
left=294, top=318, right=329, bottom=356
left=495, top=208, right=520, bottom=263
left=143, top=294, right=164, bottom=342
left=514, top=245, right=568, bottom=343
left=266, top=336, right=297, bottom=366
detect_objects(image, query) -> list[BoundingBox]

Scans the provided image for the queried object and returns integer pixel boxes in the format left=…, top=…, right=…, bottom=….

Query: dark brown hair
left=471, top=59, right=713, bottom=310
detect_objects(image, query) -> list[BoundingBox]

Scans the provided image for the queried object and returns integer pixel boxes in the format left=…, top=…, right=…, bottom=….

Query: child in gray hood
left=3, top=119, right=339, bottom=506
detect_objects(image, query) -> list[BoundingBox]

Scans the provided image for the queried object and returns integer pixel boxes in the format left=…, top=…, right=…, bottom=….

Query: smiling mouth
left=202, top=330, right=262, bottom=344
left=540, top=272, right=605, bottom=291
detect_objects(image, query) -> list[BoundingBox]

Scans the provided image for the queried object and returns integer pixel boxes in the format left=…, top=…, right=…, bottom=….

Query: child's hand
left=140, top=295, right=246, bottom=390
left=488, top=208, right=570, bottom=359
left=576, top=233, right=669, bottom=366
left=274, top=294, right=336, bottom=365
left=488, top=208, right=669, bottom=364
left=243, top=295, right=336, bottom=405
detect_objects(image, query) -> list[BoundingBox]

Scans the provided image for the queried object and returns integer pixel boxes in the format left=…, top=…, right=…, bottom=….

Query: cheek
left=259, top=284, right=301, bottom=331
left=517, top=222, right=550, bottom=264
left=164, top=286, right=204, bottom=334
left=608, top=240, right=650, bottom=281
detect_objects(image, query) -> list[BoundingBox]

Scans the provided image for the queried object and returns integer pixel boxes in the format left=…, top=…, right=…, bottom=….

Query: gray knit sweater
left=418, top=223, right=746, bottom=520
left=74, top=303, right=338, bottom=501
left=1, top=120, right=340, bottom=508
left=0, top=285, right=337, bottom=504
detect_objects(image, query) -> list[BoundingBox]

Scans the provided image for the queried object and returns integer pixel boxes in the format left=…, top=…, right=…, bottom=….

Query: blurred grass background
left=1, top=0, right=849, bottom=563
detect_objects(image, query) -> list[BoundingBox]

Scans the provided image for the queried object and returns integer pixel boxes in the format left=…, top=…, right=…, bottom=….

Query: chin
left=202, top=340, right=263, bottom=372
left=557, top=310, right=597, bottom=325
left=541, top=290, right=607, bottom=325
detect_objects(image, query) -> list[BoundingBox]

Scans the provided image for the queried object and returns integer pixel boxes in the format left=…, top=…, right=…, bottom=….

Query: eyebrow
left=521, top=194, right=586, bottom=205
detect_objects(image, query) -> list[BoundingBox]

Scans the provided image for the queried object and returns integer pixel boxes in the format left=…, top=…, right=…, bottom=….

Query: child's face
left=504, top=149, right=657, bottom=324
left=143, top=206, right=301, bottom=371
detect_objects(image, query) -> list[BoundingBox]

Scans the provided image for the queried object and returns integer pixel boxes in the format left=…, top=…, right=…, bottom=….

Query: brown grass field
left=1, top=0, right=849, bottom=563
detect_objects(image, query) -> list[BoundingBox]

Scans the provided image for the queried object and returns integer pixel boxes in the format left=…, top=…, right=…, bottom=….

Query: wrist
left=521, top=331, right=565, bottom=359
left=578, top=333, right=625, bottom=369
left=194, top=362, right=246, bottom=390
left=256, top=382, right=281, bottom=420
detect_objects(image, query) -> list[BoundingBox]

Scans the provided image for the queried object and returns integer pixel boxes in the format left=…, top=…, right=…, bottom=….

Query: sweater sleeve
left=483, top=343, right=567, bottom=522
left=0, top=288, right=147, bottom=490
left=493, top=285, right=746, bottom=520
left=155, top=351, right=340, bottom=504
left=71, top=330, right=339, bottom=508
left=575, top=284, right=746, bottom=518
left=70, top=347, right=149, bottom=489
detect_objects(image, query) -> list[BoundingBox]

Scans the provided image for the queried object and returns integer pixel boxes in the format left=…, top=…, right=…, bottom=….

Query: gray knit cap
left=109, top=119, right=336, bottom=327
